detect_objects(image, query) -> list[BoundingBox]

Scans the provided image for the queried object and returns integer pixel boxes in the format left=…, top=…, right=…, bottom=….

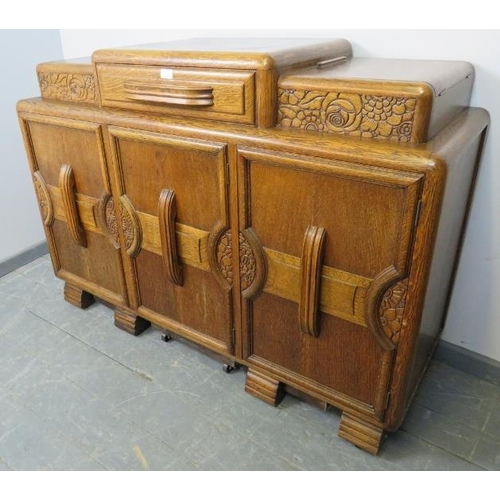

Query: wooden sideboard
left=18, top=38, right=489, bottom=454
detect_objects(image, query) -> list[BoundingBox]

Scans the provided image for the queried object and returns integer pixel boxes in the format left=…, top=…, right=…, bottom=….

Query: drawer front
left=97, top=64, right=255, bottom=124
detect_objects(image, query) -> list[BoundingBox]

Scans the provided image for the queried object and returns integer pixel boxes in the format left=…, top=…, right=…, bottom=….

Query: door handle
left=158, top=189, right=183, bottom=286
left=299, top=225, right=326, bottom=337
left=59, top=164, right=86, bottom=247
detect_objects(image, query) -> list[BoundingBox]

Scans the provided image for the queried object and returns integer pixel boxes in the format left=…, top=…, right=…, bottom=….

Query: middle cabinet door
left=107, top=126, right=234, bottom=354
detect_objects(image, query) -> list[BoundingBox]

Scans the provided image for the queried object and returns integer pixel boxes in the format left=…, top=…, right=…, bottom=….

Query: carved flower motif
left=285, top=110, right=326, bottom=131
left=301, top=113, right=326, bottom=131
left=68, top=76, right=86, bottom=99
left=279, top=89, right=306, bottom=106
left=397, top=121, right=413, bottom=139
left=359, top=96, right=417, bottom=140
left=321, top=93, right=362, bottom=133
left=363, top=96, right=401, bottom=122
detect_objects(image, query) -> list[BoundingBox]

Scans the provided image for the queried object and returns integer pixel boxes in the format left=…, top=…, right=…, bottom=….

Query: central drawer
left=96, top=63, right=256, bottom=124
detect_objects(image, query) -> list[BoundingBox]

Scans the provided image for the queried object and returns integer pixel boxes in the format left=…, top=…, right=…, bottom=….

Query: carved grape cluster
left=278, top=88, right=417, bottom=142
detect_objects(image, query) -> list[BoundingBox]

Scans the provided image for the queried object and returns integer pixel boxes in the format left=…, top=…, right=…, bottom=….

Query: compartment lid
left=282, top=57, right=473, bottom=97
left=278, top=57, right=474, bottom=143
left=92, top=37, right=353, bottom=71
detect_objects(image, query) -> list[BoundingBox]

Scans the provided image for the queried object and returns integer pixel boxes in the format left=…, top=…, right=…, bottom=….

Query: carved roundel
left=119, top=195, right=142, bottom=257
left=33, top=171, right=54, bottom=226
left=99, top=194, right=142, bottom=256
left=214, top=229, right=263, bottom=296
left=216, top=230, right=234, bottom=287
left=379, top=278, right=408, bottom=346
left=238, top=232, right=257, bottom=291
left=103, top=196, right=120, bottom=245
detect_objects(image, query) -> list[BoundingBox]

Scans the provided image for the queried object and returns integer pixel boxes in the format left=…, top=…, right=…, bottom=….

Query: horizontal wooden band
left=138, top=211, right=210, bottom=270
left=48, top=185, right=102, bottom=234
left=264, top=247, right=371, bottom=327
left=46, top=188, right=209, bottom=272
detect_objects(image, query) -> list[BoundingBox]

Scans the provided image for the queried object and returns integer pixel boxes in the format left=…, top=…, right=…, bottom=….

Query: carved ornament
left=278, top=89, right=416, bottom=142
left=38, top=72, right=96, bottom=104
left=99, top=194, right=142, bottom=255
left=215, top=230, right=258, bottom=292
left=379, top=279, right=408, bottom=345
left=32, top=171, right=54, bottom=226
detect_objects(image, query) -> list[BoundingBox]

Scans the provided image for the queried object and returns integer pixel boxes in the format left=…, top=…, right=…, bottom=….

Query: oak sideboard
left=17, top=38, right=489, bottom=454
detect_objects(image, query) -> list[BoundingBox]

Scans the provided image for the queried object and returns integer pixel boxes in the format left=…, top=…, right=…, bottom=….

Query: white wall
left=0, top=30, right=63, bottom=264
left=59, top=30, right=500, bottom=362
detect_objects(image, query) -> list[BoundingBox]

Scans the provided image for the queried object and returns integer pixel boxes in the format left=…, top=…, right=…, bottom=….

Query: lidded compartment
left=92, top=38, right=352, bottom=127
left=278, top=58, right=474, bottom=142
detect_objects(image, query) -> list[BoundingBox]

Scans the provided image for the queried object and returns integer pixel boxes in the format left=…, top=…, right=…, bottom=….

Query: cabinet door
left=238, top=148, right=424, bottom=416
left=107, top=127, right=234, bottom=354
left=19, top=114, right=126, bottom=305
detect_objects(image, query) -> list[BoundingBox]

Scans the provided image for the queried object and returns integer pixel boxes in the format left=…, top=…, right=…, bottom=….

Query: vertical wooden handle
left=59, top=164, right=87, bottom=247
left=158, top=189, right=183, bottom=286
left=299, top=225, right=326, bottom=337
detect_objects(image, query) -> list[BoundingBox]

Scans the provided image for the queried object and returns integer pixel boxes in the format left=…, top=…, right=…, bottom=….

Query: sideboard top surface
left=281, top=57, right=474, bottom=97
left=91, top=37, right=353, bottom=70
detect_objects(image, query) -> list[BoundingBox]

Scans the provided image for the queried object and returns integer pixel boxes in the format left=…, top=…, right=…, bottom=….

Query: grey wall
left=0, top=30, right=63, bottom=265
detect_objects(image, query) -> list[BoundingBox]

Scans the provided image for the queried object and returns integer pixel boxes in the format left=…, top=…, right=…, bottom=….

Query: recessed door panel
left=19, top=114, right=126, bottom=305
left=238, top=148, right=423, bottom=413
left=108, top=127, right=234, bottom=353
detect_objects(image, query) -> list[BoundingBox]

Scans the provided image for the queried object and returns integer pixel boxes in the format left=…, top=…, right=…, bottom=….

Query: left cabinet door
left=106, top=126, right=234, bottom=355
left=19, top=113, right=127, bottom=306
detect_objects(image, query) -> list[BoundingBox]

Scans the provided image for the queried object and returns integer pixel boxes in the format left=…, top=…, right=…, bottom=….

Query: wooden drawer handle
left=59, top=164, right=87, bottom=247
left=158, top=189, right=183, bottom=286
left=299, top=225, right=326, bottom=337
left=124, top=80, right=214, bottom=106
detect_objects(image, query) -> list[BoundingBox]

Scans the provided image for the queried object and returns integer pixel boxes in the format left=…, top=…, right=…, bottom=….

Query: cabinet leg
left=114, top=306, right=151, bottom=336
left=245, top=368, right=285, bottom=406
left=64, top=283, right=95, bottom=309
left=338, top=412, right=384, bottom=455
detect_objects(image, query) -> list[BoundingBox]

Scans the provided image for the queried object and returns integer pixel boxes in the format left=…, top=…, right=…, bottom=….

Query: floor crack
left=27, top=310, right=154, bottom=382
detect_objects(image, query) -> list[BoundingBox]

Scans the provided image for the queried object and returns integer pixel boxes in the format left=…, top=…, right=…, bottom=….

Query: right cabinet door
left=237, top=148, right=424, bottom=415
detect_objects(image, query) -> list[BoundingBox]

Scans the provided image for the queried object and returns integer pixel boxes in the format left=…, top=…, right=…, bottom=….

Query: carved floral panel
left=216, top=230, right=257, bottom=291
left=278, top=89, right=417, bottom=142
left=102, top=195, right=140, bottom=254
left=38, top=72, right=96, bottom=104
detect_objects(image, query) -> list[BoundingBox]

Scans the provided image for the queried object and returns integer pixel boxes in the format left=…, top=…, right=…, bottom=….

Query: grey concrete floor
left=0, top=255, right=499, bottom=471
